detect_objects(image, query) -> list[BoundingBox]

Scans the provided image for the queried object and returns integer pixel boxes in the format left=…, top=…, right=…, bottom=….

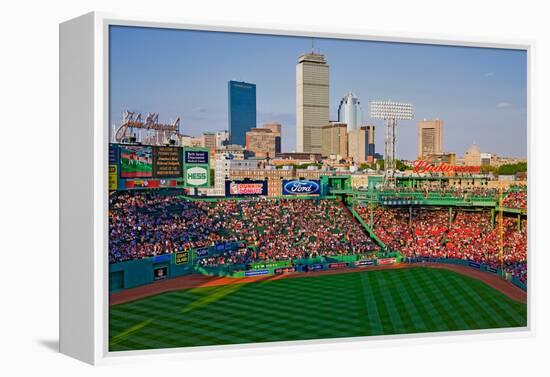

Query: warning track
left=109, top=262, right=526, bottom=306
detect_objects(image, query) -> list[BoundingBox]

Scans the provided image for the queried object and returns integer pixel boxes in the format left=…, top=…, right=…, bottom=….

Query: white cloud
left=484, top=72, right=495, bottom=77
left=497, top=102, right=511, bottom=108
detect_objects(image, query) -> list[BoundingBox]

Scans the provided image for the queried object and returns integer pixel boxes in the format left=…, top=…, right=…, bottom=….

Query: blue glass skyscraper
left=337, top=92, right=363, bottom=132
left=228, top=81, right=256, bottom=146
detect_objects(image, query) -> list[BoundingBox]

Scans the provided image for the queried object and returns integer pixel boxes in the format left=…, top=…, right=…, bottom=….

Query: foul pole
left=499, top=188, right=504, bottom=274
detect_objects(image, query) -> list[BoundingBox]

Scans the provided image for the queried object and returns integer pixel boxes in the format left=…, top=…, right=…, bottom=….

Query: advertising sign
left=153, top=146, right=183, bottom=178
left=486, top=266, right=498, bottom=274
left=413, top=160, right=481, bottom=174
left=196, top=247, right=209, bottom=257
left=282, top=180, right=320, bottom=195
left=183, top=147, right=210, bottom=188
left=184, top=149, right=209, bottom=164
left=109, top=165, right=118, bottom=191
left=109, top=143, right=119, bottom=165
left=174, top=251, right=189, bottom=265
left=468, top=261, right=481, bottom=269
left=355, top=259, right=375, bottom=267
left=378, top=257, right=397, bottom=265
left=153, top=266, right=168, bottom=281
left=274, top=267, right=296, bottom=274
left=328, top=263, right=347, bottom=269
left=185, top=165, right=209, bottom=187
left=308, top=264, right=324, bottom=271
left=244, top=269, right=269, bottom=277
left=225, top=180, right=267, bottom=196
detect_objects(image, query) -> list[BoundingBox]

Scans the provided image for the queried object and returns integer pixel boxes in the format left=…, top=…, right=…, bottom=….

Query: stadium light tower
left=370, top=101, right=413, bottom=187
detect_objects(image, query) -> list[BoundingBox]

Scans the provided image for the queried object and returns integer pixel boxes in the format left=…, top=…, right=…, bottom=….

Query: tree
left=359, top=163, right=370, bottom=171
left=497, top=162, right=527, bottom=175
left=481, top=165, right=497, bottom=174
left=396, top=160, right=408, bottom=171
left=375, top=159, right=406, bottom=171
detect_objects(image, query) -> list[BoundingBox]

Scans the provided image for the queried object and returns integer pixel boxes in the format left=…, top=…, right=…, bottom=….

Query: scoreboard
left=109, top=144, right=210, bottom=191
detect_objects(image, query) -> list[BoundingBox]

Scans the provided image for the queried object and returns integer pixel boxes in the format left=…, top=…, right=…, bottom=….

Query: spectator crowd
left=109, top=190, right=527, bottom=283
left=109, top=191, right=379, bottom=265
left=502, top=190, right=527, bottom=210
left=355, top=205, right=527, bottom=283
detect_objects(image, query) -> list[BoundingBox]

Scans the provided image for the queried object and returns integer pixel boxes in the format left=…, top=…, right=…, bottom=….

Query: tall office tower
left=228, top=80, right=256, bottom=147
left=366, top=124, right=375, bottom=158
left=296, top=52, right=329, bottom=153
left=262, top=122, right=282, bottom=154
left=348, top=126, right=368, bottom=164
left=417, top=119, right=443, bottom=159
left=337, top=92, right=363, bottom=132
left=246, top=128, right=277, bottom=158
left=321, top=122, right=348, bottom=158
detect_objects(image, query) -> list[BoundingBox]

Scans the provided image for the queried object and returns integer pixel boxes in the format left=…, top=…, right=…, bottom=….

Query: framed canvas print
left=60, top=12, right=532, bottom=365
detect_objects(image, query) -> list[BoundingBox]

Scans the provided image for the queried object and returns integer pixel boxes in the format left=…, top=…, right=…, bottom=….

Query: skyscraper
left=321, top=122, right=348, bottom=159
left=417, top=119, right=443, bottom=159
left=228, top=80, right=256, bottom=147
left=296, top=52, right=329, bottom=154
left=337, top=92, right=363, bottom=132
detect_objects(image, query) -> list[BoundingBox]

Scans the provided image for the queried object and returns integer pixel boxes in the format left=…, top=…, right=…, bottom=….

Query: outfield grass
left=109, top=268, right=527, bottom=351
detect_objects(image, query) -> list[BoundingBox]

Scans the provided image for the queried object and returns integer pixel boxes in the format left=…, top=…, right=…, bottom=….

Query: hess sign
left=185, top=166, right=208, bottom=186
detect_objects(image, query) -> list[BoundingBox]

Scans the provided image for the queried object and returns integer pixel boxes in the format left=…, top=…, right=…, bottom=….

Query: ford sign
left=282, top=180, right=320, bottom=195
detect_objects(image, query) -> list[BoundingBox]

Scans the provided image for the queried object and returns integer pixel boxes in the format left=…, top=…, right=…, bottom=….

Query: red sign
left=229, top=183, right=264, bottom=195
left=413, top=160, right=481, bottom=174
left=377, top=257, right=397, bottom=265
left=328, top=263, right=347, bottom=269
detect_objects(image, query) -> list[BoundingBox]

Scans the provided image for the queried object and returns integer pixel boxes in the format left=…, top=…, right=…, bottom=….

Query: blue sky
left=109, top=25, right=527, bottom=160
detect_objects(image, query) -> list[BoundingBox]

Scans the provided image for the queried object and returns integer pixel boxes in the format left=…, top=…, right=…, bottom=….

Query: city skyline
left=109, top=25, right=527, bottom=160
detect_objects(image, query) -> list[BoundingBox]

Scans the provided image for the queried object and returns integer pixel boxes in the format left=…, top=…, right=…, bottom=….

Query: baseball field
left=109, top=267, right=527, bottom=351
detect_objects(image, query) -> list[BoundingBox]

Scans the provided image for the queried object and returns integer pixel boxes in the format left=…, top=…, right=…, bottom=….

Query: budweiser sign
left=413, top=160, right=481, bottom=174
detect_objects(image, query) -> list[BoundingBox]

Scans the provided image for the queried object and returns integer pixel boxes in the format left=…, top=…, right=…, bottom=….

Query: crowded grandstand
left=109, top=186, right=527, bottom=283
left=109, top=191, right=379, bottom=265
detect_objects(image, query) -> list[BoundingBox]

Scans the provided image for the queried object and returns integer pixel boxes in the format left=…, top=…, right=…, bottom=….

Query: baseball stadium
left=108, top=144, right=527, bottom=352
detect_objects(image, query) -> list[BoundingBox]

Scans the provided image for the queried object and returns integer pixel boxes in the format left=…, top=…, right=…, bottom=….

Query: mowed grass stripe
left=441, top=271, right=525, bottom=327
left=406, top=269, right=459, bottom=331
left=384, top=270, right=428, bottom=332
left=399, top=269, right=451, bottom=332
left=359, top=272, right=383, bottom=335
left=111, top=276, right=363, bottom=348
left=369, top=270, right=404, bottom=334
left=419, top=269, right=472, bottom=330
left=401, top=270, right=448, bottom=331
left=437, top=271, right=507, bottom=329
left=428, top=269, right=488, bottom=330
left=110, top=268, right=527, bottom=350
left=376, top=271, right=415, bottom=334
left=393, top=270, right=440, bottom=331
left=457, top=274, right=526, bottom=326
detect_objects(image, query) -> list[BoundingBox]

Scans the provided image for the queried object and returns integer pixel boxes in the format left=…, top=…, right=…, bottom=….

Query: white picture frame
left=60, top=11, right=534, bottom=365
